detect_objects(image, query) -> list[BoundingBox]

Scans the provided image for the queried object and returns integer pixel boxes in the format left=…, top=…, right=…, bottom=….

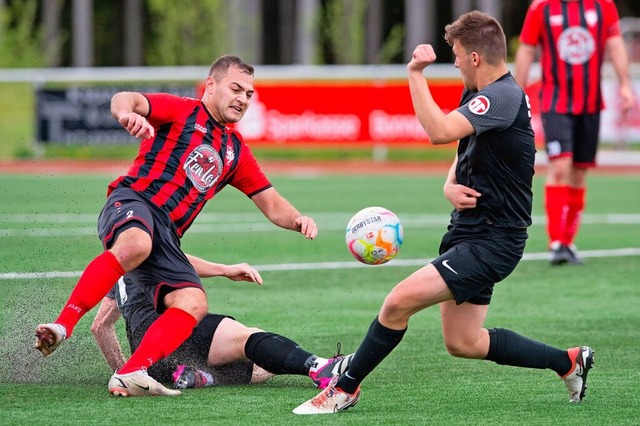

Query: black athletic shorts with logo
left=431, top=225, right=527, bottom=305
left=97, top=187, right=202, bottom=312
left=541, top=112, right=600, bottom=167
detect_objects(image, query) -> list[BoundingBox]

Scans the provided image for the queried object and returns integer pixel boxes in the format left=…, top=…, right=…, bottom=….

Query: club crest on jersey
left=225, top=145, right=235, bottom=165
left=557, top=27, right=595, bottom=65
left=183, top=144, right=223, bottom=193
left=469, top=96, right=490, bottom=115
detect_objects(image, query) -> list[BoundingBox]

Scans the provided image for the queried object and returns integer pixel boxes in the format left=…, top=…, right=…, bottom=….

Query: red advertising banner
left=207, top=77, right=640, bottom=147
left=233, top=80, right=550, bottom=146
left=218, top=80, right=464, bottom=144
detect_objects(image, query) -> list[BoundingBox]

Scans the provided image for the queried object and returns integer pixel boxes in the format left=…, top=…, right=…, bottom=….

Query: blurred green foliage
left=146, top=0, right=230, bottom=66
left=0, top=83, right=34, bottom=159
left=0, top=0, right=45, bottom=68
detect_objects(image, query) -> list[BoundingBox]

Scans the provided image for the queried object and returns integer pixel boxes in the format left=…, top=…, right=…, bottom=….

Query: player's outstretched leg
left=109, top=369, right=182, bottom=397
left=562, top=346, right=594, bottom=402
left=293, top=375, right=361, bottom=415
left=34, top=323, right=67, bottom=357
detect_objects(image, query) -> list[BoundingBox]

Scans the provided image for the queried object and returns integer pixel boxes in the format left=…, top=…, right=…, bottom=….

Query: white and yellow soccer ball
left=345, top=206, right=403, bottom=265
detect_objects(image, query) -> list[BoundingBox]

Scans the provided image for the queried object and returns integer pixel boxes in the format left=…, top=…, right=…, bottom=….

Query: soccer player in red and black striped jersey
left=515, top=0, right=634, bottom=265
left=34, top=55, right=318, bottom=397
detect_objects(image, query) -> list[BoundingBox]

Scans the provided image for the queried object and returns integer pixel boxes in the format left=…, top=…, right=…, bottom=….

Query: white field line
left=1, top=213, right=640, bottom=237
left=1, top=247, right=639, bottom=280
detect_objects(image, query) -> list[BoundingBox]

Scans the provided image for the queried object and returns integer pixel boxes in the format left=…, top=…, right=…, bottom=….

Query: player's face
left=452, top=42, right=477, bottom=91
left=205, top=66, right=255, bottom=124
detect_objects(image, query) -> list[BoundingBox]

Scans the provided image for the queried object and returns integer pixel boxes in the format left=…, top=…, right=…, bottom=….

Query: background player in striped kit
left=515, top=0, right=634, bottom=265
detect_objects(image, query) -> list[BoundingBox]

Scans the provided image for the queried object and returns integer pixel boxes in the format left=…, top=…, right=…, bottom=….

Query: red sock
left=55, top=251, right=124, bottom=338
left=118, top=307, right=197, bottom=374
left=563, top=187, right=585, bottom=245
left=545, top=185, right=570, bottom=247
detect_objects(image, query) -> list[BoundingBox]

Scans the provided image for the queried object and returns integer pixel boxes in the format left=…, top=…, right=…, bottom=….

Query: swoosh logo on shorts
left=442, top=259, right=458, bottom=275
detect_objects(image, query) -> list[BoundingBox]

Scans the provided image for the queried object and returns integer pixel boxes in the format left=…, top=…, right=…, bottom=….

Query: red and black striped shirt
left=519, top=0, right=621, bottom=114
left=108, top=93, right=272, bottom=237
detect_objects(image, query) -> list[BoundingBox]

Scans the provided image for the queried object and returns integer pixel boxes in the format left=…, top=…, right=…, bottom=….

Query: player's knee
left=380, top=295, right=400, bottom=316
left=380, top=294, right=411, bottom=325
left=443, top=339, right=480, bottom=359
left=547, top=159, right=571, bottom=184
left=110, top=228, right=152, bottom=270
left=190, top=305, right=208, bottom=322
left=244, top=326, right=264, bottom=336
left=164, top=287, right=208, bottom=321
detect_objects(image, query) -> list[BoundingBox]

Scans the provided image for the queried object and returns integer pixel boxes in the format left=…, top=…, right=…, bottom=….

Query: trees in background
left=0, top=0, right=639, bottom=68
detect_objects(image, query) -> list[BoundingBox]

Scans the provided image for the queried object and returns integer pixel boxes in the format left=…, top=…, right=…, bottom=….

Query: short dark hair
left=208, top=55, right=254, bottom=81
left=444, top=11, right=506, bottom=65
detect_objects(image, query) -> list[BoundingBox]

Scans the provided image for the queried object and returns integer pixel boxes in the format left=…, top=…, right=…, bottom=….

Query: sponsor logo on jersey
left=183, top=144, right=223, bottom=193
left=194, top=123, right=208, bottom=134
left=469, top=96, right=490, bottom=115
left=549, top=14, right=564, bottom=26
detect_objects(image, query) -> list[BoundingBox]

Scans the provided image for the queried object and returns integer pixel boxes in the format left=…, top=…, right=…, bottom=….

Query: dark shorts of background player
left=431, top=225, right=527, bottom=305
left=129, top=314, right=254, bottom=385
left=541, top=112, right=600, bottom=167
left=98, top=187, right=202, bottom=313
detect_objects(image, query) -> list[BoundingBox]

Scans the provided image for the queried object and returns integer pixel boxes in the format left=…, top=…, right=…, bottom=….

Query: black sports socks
left=244, top=332, right=315, bottom=375
left=486, top=327, right=572, bottom=375
left=337, top=317, right=407, bottom=394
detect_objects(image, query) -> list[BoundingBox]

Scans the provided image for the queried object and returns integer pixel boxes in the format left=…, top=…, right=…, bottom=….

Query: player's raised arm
left=110, top=91, right=154, bottom=139
left=407, top=44, right=474, bottom=144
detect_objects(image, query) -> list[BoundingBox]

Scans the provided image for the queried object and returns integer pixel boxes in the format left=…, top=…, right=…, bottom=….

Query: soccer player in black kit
left=294, top=11, right=593, bottom=415
left=35, top=55, right=318, bottom=397
left=92, top=263, right=352, bottom=390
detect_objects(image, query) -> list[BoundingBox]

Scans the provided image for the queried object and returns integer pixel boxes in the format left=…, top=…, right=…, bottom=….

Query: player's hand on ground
left=117, top=112, right=155, bottom=139
left=224, top=263, right=263, bottom=285
left=408, top=44, right=437, bottom=72
left=444, top=183, right=481, bottom=211
left=294, top=215, right=317, bottom=240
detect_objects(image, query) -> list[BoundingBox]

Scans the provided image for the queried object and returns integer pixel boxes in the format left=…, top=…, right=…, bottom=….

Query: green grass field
left=1, top=172, right=639, bottom=425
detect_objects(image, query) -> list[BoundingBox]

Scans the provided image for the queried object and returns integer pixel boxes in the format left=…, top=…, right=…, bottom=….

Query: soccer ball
left=345, top=206, right=403, bottom=265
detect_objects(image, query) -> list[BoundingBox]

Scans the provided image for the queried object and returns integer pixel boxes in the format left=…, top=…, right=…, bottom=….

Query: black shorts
left=541, top=112, right=600, bottom=167
left=97, top=187, right=202, bottom=312
left=130, top=313, right=230, bottom=382
left=431, top=225, right=527, bottom=305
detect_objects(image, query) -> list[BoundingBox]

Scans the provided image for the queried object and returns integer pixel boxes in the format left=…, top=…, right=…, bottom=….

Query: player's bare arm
left=186, top=254, right=263, bottom=285
left=407, top=44, right=474, bottom=144
left=251, top=188, right=318, bottom=239
left=443, top=153, right=481, bottom=211
left=513, top=43, right=537, bottom=89
left=110, top=91, right=155, bottom=139
left=91, top=297, right=127, bottom=371
left=606, top=35, right=634, bottom=113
